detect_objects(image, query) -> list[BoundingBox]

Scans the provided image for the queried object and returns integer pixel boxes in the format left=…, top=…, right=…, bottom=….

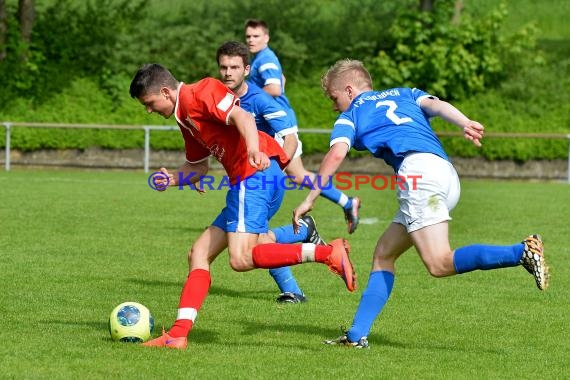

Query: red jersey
left=174, top=78, right=289, bottom=184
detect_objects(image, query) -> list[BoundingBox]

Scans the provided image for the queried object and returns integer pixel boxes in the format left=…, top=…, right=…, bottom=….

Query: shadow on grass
left=208, top=285, right=275, bottom=301
left=130, top=278, right=276, bottom=301
left=186, top=328, right=220, bottom=344
left=40, top=319, right=108, bottom=330
left=39, top=319, right=114, bottom=342
left=231, top=319, right=503, bottom=354
left=39, top=318, right=223, bottom=345
left=234, top=319, right=404, bottom=347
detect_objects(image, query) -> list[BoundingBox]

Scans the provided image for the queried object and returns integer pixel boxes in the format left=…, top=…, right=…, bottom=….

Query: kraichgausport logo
left=147, top=171, right=421, bottom=191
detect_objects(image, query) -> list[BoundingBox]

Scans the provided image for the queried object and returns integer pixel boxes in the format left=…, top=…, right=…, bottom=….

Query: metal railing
left=2, top=121, right=570, bottom=182
left=1, top=122, right=179, bottom=173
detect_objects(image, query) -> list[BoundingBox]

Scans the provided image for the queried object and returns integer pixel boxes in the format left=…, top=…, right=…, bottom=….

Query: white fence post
left=144, top=126, right=151, bottom=173
left=4, top=123, right=11, bottom=171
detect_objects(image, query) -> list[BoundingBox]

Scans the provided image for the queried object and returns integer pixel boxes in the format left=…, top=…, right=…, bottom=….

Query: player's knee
left=229, top=256, right=250, bottom=272
left=427, top=265, right=447, bottom=277
left=424, top=259, right=453, bottom=277
left=258, top=232, right=275, bottom=244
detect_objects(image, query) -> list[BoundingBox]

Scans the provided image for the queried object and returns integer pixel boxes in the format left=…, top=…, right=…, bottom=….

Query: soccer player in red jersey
left=129, top=64, right=357, bottom=349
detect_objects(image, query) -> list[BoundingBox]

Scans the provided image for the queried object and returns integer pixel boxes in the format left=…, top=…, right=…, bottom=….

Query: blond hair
left=321, top=58, right=373, bottom=94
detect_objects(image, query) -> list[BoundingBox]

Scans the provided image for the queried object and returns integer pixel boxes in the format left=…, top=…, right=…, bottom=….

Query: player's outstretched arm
left=263, top=83, right=282, bottom=97
left=230, top=106, right=270, bottom=169
left=292, top=142, right=349, bottom=232
left=258, top=91, right=297, bottom=158
left=281, top=133, right=298, bottom=160
left=420, top=97, right=485, bottom=147
left=167, top=159, right=210, bottom=194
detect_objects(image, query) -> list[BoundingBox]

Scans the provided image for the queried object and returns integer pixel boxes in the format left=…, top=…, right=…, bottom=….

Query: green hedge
left=0, top=0, right=567, bottom=161
left=1, top=119, right=567, bottom=161
left=1, top=56, right=568, bottom=160
left=0, top=70, right=568, bottom=160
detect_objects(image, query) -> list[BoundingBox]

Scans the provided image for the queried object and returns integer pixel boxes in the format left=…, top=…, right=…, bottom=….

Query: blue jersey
left=249, top=46, right=298, bottom=126
left=330, top=88, right=449, bottom=172
left=240, top=81, right=297, bottom=138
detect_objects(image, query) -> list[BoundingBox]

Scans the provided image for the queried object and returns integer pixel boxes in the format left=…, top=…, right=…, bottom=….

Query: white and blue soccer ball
left=108, top=302, right=154, bottom=343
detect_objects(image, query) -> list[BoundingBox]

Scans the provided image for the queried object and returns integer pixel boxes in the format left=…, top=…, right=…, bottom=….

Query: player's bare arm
left=293, top=142, right=349, bottom=231
left=230, top=106, right=270, bottom=169
left=178, top=159, right=210, bottom=194
left=281, top=133, right=298, bottom=160
left=263, top=83, right=282, bottom=97
left=156, top=159, right=209, bottom=191
left=420, top=97, right=485, bottom=147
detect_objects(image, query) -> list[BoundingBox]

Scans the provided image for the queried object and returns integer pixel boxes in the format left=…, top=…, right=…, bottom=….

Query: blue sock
left=320, top=186, right=350, bottom=208
left=267, top=224, right=307, bottom=295
left=269, top=267, right=303, bottom=294
left=271, top=223, right=308, bottom=244
left=453, top=243, right=524, bottom=273
left=347, top=270, right=394, bottom=343
left=301, top=173, right=351, bottom=209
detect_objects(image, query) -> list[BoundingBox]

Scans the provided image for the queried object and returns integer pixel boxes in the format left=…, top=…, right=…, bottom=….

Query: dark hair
left=216, top=41, right=250, bottom=66
left=244, top=18, right=269, bottom=34
left=129, top=63, right=179, bottom=98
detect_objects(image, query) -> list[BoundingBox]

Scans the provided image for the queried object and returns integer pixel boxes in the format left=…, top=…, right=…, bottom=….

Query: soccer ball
left=108, top=302, right=154, bottom=343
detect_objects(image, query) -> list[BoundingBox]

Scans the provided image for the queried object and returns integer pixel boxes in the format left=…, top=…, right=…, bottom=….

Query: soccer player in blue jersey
left=293, top=59, right=550, bottom=348
left=216, top=40, right=328, bottom=304
left=244, top=19, right=361, bottom=234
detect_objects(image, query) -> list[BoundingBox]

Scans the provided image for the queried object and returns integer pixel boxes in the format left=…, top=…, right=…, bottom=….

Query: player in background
left=244, top=19, right=361, bottom=234
left=216, top=41, right=327, bottom=304
left=292, top=59, right=549, bottom=348
left=129, top=63, right=356, bottom=349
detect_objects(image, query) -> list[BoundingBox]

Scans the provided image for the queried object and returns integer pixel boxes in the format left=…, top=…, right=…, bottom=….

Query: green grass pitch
left=0, top=169, right=567, bottom=379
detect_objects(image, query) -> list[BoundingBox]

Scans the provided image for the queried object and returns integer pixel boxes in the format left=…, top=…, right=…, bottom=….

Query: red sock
left=314, top=245, right=333, bottom=262
left=168, top=269, right=211, bottom=338
left=252, top=243, right=332, bottom=268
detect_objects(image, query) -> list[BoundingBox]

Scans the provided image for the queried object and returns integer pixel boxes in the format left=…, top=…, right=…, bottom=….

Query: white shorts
left=274, top=132, right=303, bottom=159
left=393, top=153, right=460, bottom=232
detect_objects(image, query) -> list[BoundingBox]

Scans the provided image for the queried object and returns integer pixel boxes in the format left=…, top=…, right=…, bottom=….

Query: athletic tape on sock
left=301, top=243, right=316, bottom=262
left=177, top=307, right=198, bottom=322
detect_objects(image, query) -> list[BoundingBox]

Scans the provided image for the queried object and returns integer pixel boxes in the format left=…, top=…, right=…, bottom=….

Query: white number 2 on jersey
left=376, top=100, right=412, bottom=125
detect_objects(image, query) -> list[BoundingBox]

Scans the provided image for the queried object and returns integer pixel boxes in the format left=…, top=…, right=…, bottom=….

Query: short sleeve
left=330, top=116, right=355, bottom=150
left=195, top=78, right=240, bottom=125
left=257, top=92, right=296, bottom=136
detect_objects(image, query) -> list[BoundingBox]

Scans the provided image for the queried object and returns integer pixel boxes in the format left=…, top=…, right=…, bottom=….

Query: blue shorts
left=212, top=159, right=285, bottom=233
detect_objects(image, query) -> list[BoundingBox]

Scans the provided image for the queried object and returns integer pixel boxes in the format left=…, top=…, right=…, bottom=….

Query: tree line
left=0, top=0, right=539, bottom=104
left=1, top=0, right=567, bottom=162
